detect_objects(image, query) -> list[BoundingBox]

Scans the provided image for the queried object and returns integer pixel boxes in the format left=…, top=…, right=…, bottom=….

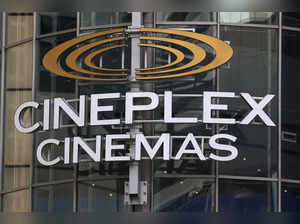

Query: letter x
left=240, top=93, right=275, bottom=126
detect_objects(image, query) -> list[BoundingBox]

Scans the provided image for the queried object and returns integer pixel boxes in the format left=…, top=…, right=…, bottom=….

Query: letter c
left=14, top=102, right=40, bottom=133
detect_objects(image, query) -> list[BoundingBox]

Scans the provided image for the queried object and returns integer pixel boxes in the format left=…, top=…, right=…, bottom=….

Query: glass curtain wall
left=0, top=12, right=300, bottom=213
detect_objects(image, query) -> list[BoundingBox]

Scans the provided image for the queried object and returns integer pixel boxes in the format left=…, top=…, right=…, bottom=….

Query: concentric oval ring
left=136, top=36, right=206, bottom=75
left=42, top=27, right=233, bottom=81
left=136, top=28, right=233, bottom=80
left=136, top=43, right=185, bottom=71
left=42, top=28, right=128, bottom=81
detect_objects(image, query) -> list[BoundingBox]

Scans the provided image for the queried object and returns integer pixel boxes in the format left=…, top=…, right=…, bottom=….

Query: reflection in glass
left=282, top=30, right=300, bottom=180
left=282, top=13, right=300, bottom=28
left=218, top=26, right=278, bottom=178
left=33, top=184, right=73, bottom=212
left=38, top=13, right=76, bottom=35
left=219, top=180, right=277, bottom=212
left=220, top=12, right=277, bottom=25
left=78, top=180, right=125, bottom=212
left=80, top=12, right=131, bottom=28
left=156, top=12, right=216, bottom=22
left=33, top=33, right=76, bottom=183
left=7, top=13, right=33, bottom=45
left=154, top=178, right=214, bottom=212
left=282, top=183, right=300, bottom=212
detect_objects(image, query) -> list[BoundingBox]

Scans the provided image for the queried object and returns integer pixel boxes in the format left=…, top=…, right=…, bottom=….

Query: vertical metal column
left=73, top=11, right=81, bottom=213
left=277, top=12, right=282, bottom=213
left=129, top=11, right=141, bottom=196
left=215, top=12, right=221, bottom=213
left=140, top=12, right=155, bottom=212
left=266, top=18, right=273, bottom=212
left=0, top=12, right=6, bottom=212
left=30, top=11, right=38, bottom=212
left=125, top=12, right=145, bottom=209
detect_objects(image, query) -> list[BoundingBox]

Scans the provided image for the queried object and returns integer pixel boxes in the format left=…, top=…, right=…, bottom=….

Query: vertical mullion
left=277, top=11, right=282, bottom=213
left=29, top=11, right=38, bottom=212
left=73, top=11, right=81, bottom=213
left=0, top=12, right=6, bottom=212
left=215, top=11, right=220, bottom=213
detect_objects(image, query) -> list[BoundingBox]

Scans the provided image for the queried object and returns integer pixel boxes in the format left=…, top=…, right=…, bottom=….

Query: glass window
left=282, top=183, right=300, bottom=212
left=154, top=178, right=215, bottom=212
left=156, top=12, right=216, bottom=22
left=3, top=190, right=30, bottom=212
left=33, top=184, right=73, bottom=212
left=283, top=13, right=300, bottom=28
left=33, top=33, right=77, bottom=183
left=219, top=180, right=277, bottom=212
left=282, top=30, right=300, bottom=180
left=220, top=12, right=278, bottom=25
left=7, top=13, right=33, bottom=45
left=80, top=12, right=131, bottom=28
left=78, top=180, right=126, bottom=212
left=38, top=13, right=76, bottom=35
left=219, top=26, right=278, bottom=178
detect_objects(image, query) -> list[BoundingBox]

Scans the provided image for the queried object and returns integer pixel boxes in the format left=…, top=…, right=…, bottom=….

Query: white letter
left=175, top=133, right=206, bottom=160
left=14, top=101, right=40, bottom=133
left=240, top=93, right=275, bottom=126
left=203, top=91, right=236, bottom=124
left=73, top=136, right=101, bottom=163
left=64, top=138, right=71, bottom=164
left=164, top=91, right=197, bottom=123
left=43, top=99, right=50, bottom=131
left=90, top=93, right=120, bottom=126
left=53, top=95, right=86, bottom=129
left=125, top=92, right=159, bottom=124
left=209, top=134, right=238, bottom=161
left=135, top=133, right=170, bottom=160
left=37, top=139, right=61, bottom=166
left=105, top=134, right=130, bottom=161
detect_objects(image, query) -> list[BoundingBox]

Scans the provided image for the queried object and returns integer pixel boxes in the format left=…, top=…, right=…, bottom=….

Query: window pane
left=156, top=12, right=216, bottom=22
left=38, top=13, right=76, bottom=35
left=219, top=180, right=277, bottom=212
left=282, top=183, right=300, bottom=212
left=33, top=33, right=76, bottom=183
left=154, top=178, right=215, bottom=212
left=80, top=12, right=131, bottom=28
left=282, top=30, right=300, bottom=180
left=78, top=180, right=126, bottom=212
left=7, top=13, right=33, bottom=45
left=220, top=12, right=278, bottom=25
left=219, top=26, right=278, bottom=178
left=283, top=13, right=300, bottom=28
left=3, top=190, right=30, bottom=212
left=33, top=184, right=73, bottom=212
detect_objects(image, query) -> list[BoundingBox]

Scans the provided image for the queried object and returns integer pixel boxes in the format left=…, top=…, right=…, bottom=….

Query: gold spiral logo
left=43, top=28, right=233, bottom=81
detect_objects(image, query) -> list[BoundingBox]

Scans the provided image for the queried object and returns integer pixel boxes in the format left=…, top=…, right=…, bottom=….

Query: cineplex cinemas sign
left=13, top=28, right=276, bottom=166
left=14, top=91, right=276, bottom=166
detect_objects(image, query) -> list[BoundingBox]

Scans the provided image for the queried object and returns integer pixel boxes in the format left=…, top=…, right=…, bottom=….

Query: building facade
left=0, top=12, right=300, bottom=213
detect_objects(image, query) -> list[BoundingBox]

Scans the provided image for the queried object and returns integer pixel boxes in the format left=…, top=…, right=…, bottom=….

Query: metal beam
left=0, top=12, right=6, bottom=212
